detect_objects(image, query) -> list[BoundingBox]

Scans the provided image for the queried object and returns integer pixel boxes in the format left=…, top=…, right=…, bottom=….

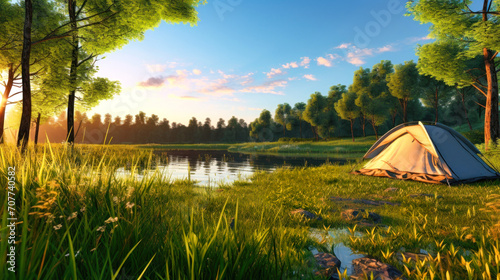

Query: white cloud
left=265, top=68, right=283, bottom=79
left=335, top=43, right=352, bottom=49
left=192, top=69, right=202, bottom=75
left=300, top=57, right=311, bottom=68
left=241, top=80, right=287, bottom=95
left=303, top=74, right=317, bottom=81
left=282, top=62, right=299, bottom=69
left=317, top=56, right=332, bottom=67
left=377, top=45, right=394, bottom=53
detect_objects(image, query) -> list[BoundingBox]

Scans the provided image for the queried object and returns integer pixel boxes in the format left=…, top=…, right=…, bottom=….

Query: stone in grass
left=350, top=257, right=406, bottom=280
left=314, top=252, right=341, bottom=280
left=290, top=209, right=322, bottom=220
left=341, top=209, right=382, bottom=223
left=384, top=187, right=400, bottom=192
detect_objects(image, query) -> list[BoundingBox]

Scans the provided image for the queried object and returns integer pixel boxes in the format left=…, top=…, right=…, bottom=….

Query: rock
left=314, top=252, right=341, bottom=279
left=290, top=209, right=321, bottom=220
left=367, top=212, right=382, bottom=223
left=341, top=209, right=364, bottom=221
left=341, top=209, right=382, bottom=224
left=384, top=187, right=399, bottom=192
left=351, top=257, right=405, bottom=280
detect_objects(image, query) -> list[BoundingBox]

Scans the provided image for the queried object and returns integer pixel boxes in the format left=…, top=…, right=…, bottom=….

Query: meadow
left=0, top=141, right=499, bottom=279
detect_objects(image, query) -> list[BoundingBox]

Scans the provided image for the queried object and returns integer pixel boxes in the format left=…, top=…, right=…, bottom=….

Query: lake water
left=117, top=150, right=349, bottom=186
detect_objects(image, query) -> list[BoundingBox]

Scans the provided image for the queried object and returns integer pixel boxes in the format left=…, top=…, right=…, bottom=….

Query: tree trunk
left=350, top=119, right=355, bottom=142
left=34, top=112, right=41, bottom=145
left=17, top=0, right=33, bottom=151
left=391, top=111, right=396, bottom=127
left=403, top=99, right=408, bottom=123
left=434, top=86, right=439, bottom=124
left=67, top=0, right=78, bottom=144
left=483, top=47, right=499, bottom=150
left=299, top=119, right=303, bottom=138
left=0, top=64, right=14, bottom=143
left=370, top=119, right=378, bottom=140
left=360, top=113, right=366, bottom=137
left=311, top=125, right=318, bottom=140
left=457, top=88, right=473, bottom=131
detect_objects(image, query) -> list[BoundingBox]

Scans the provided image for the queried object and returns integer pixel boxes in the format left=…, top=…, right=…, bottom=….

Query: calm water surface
left=117, top=150, right=349, bottom=186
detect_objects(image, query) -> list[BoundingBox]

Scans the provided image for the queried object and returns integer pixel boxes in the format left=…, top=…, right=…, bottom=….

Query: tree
left=419, top=74, right=454, bottom=124
left=335, top=91, right=360, bottom=141
left=303, top=92, right=328, bottom=140
left=249, top=110, right=273, bottom=142
left=13, top=0, right=202, bottom=146
left=274, top=103, right=291, bottom=137
left=292, top=102, right=306, bottom=138
left=365, top=61, right=394, bottom=138
left=350, top=68, right=371, bottom=136
left=408, top=0, right=500, bottom=148
left=325, top=84, right=347, bottom=137
left=17, top=0, right=33, bottom=149
left=387, top=61, right=421, bottom=123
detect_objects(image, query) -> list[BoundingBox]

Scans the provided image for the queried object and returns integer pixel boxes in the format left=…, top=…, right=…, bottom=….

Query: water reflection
left=309, top=228, right=365, bottom=276
left=116, top=150, right=348, bottom=186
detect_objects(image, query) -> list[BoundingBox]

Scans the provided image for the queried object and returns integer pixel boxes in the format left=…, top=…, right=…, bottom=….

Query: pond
left=116, top=149, right=350, bottom=186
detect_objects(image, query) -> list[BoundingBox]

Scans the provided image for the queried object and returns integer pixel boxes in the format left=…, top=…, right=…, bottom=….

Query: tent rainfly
left=353, top=122, right=500, bottom=184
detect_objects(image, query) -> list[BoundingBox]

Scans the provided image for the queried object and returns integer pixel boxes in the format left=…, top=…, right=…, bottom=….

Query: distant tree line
left=30, top=111, right=251, bottom=144
left=22, top=59, right=487, bottom=144
left=249, top=60, right=486, bottom=142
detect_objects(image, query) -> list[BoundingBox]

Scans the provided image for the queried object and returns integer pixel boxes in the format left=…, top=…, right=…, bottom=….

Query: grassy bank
left=228, top=137, right=376, bottom=157
left=134, top=137, right=377, bottom=158
left=1, top=143, right=499, bottom=279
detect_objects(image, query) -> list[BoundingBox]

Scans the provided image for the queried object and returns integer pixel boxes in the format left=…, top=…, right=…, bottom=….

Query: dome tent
left=353, top=122, right=500, bottom=184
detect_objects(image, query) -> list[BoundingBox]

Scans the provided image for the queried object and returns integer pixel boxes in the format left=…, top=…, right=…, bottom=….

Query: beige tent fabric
left=353, top=169, right=451, bottom=184
left=362, top=133, right=449, bottom=176
left=364, top=125, right=438, bottom=159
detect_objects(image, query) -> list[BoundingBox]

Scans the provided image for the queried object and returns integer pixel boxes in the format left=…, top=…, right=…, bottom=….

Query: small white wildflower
left=53, top=224, right=62, bottom=230
left=80, top=206, right=86, bottom=213
left=104, top=217, right=118, bottom=224
left=125, top=202, right=135, bottom=209
left=47, top=214, right=55, bottom=223
left=96, top=226, right=106, bottom=232
left=67, top=212, right=78, bottom=221
left=65, top=250, right=80, bottom=257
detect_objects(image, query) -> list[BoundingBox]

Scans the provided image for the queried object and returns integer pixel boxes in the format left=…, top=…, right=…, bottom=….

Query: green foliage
left=408, top=0, right=500, bottom=146
left=250, top=110, right=274, bottom=141
left=387, top=60, right=420, bottom=100
left=462, top=129, right=485, bottom=145
left=274, top=103, right=292, bottom=135
left=335, top=91, right=360, bottom=121
left=80, top=77, right=121, bottom=109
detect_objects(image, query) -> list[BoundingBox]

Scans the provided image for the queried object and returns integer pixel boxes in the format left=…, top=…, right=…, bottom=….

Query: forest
left=16, top=59, right=486, bottom=144
left=2, top=0, right=499, bottom=148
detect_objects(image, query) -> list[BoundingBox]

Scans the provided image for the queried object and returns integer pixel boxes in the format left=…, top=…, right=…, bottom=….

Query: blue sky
left=89, top=0, right=431, bottom=125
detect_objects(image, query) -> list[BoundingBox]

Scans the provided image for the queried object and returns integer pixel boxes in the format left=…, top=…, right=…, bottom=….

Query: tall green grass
left=1, top=143, right=500, bottom=279
left=0, top=144, right=315, bottom=280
